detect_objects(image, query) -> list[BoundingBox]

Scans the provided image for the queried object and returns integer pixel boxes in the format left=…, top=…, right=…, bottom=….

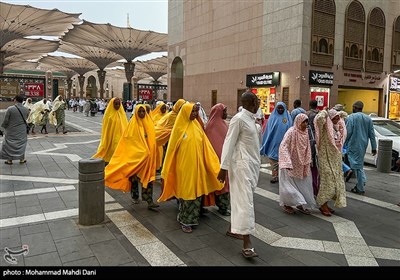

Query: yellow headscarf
left=105, top=105, right=157, bottom=192
left=93, top=97, right=128, bottom=163
left=158, top=103, right=223, bottom=202
left=151, top=102, right=167, bottom=124
left=155, top=98, right=186, bottom=146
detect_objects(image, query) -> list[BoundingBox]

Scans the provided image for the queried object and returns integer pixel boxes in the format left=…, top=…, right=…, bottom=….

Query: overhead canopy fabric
left=0, top=2, right=81, bottom=48
left=40, top=55, right=97, bottom=75
left=62, top=20, right=168, bottom=62
left=59, top=41, right=124, bottom=70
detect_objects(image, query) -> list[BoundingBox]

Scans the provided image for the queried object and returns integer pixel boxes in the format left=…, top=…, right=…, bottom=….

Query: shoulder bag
left=15, top=105, right=30, bottom=134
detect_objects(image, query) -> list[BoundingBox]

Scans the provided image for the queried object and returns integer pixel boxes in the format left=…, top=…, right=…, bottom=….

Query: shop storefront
left=246, top=72, right=280, bottom=120
left=309, top=70, right=333, bottom=110
left=388, top=76, right=400, bottom=120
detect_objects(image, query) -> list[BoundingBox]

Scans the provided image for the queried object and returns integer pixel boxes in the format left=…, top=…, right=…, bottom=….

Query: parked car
left=364, top=116, right=400, bottom=170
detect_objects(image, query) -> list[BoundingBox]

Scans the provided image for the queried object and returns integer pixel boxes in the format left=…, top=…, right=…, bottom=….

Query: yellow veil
left=93, top=98, right=128, bottom=163
left=105, top=105, right=156, bottom=192
left=158, top=103, right=223, bottom=201
left=155, top=99, right=186, bottom=146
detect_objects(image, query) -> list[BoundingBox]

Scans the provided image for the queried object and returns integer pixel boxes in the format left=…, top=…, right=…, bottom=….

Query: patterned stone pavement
left=0, top=109, right=399, bottom=271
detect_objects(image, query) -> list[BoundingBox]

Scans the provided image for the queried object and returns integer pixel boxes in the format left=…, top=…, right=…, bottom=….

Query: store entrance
left=337, top=88, right=382, bottom=116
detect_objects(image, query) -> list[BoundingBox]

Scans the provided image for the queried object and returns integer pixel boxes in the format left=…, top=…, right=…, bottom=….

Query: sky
left=5, top=0, right=168, bottom=60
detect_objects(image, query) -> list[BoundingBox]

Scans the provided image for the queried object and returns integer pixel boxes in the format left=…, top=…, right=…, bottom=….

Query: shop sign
left=139, top=88, right=153, bottom=100
left=246, top=72, right=280, bottom=87
left=24, top=83, right=44, bottom=97
left=0, top=81, right=19, bottom=97
left=389, top=77, right=400, bottom=92
left=309, top=70, right=334, bottom=86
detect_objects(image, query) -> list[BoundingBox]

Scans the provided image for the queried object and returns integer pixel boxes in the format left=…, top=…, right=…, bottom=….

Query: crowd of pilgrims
left=92, top=96, right=351, bottom=235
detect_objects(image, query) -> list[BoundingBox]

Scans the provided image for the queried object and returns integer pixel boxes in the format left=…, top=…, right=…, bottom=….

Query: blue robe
left=260, top=102, right=292, bottom=160
left=345, top=112, right=377, bottom=169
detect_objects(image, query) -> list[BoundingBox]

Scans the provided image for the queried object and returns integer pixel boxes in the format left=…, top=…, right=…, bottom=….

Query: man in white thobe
left=218, top=91, right=261, bottom=259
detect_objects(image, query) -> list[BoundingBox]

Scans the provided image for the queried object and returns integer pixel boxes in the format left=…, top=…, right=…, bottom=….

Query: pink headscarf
left=279, top=113, right=312, bottom=178
left=315, top=109, right=346, bottom=152
left=205, top=103, right=228, bottom=158
left=204, top=103, right=229, bottom=195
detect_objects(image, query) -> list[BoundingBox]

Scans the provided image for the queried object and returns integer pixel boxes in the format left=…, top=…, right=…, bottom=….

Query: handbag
left=15, top=105, right=30, bottom=134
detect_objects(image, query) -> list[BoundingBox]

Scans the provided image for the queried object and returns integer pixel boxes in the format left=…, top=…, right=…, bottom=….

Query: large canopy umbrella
left=40, top=55, right=97, bottom=98
left=0, top=1, right=81, bottom=74
left=61, top=20, right=168, bottom=91
left=135, top=56, right=167, bottom=82
left=1, top=38, right=59, bottom=73
left=59, top=41, right=124, bottom=99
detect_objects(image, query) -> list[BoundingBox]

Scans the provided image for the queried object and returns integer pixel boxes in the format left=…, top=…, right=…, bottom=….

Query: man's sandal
left=4, top=160, right=12, bottom=165
left=242, top=248, right=258, bottom=258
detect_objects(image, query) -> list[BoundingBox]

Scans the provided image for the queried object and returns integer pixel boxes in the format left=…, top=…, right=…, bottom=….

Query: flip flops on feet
left=181, top=225, right=192, bottom=233
left=226, top=231, right=244, bottom=240
left=242, top=248, right=258, bottom=258
left=19, top=159, right=26, bottom=164
left=282, top=205, right=295, bottom=214
left=4, top=160, right=12, bottom=165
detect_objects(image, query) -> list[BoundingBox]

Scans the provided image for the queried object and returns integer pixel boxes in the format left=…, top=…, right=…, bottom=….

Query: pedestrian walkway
left=0, top=110, right=399, bottom=268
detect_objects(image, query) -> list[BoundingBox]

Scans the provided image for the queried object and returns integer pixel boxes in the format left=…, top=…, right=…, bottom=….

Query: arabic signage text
left=309, top=70, right=334, bottom=86
left=389, top=77, right=400, bottom=92
left=246, top=72, right=280, bottom=87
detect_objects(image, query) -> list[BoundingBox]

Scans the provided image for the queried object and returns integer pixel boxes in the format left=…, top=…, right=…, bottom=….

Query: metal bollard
left=78, top=158, right=105, bottom=225
left=376, top=139, right=393, bottom=173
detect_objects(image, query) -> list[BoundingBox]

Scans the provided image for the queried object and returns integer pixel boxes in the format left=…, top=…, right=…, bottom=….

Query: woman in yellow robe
left=93, top=97, right=128, bottom=164
left=158, top=103, right=223, bottom=233
left=151, top=102, right=168, bottom=124
left=105, top=105, right=158, bottom=208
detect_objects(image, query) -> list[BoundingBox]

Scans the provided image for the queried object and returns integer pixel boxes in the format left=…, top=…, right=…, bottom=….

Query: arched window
left=311, top=0, right=336, bottom=66
left=392, top=16, right=400, bottom=71
left=366, top=7, right=385, bottom=71
left=319, top=38, right=328, bottom=53
left=367, top=51, right=372, bottom=60
left=343, top=1, right=365, bottom=70
left=346, top=47, right=350, bottom=57
left=350, top=44, right=358, bottom=58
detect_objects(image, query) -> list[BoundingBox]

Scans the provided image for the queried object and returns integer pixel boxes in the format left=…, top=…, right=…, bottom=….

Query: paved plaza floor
left=0, top=109, right=399, bottom=270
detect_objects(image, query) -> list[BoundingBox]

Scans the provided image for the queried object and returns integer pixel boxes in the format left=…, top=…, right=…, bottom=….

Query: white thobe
left=220, top=109, right=261, bottom=235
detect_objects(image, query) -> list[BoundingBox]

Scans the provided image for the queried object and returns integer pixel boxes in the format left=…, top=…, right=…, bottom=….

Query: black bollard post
left=78, top=158, right=105, bottom=225
left=376, top=139, right=393, bottom=173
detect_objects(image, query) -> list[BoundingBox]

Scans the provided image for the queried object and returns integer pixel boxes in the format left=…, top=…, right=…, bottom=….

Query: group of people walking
left=0, top=94, right=67, bottom=165
left=0, top=91, right=379, bottom=260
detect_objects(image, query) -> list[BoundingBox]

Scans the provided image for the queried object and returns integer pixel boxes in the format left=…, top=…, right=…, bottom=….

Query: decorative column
left=66, top=78, right=73, bottom=99
left=78, top=74, right=85, bottom=99
left=132, top=77, right=138, bottom=100
left=97, top=69, right=106, bottom=99
left=0, top=51, right=5, bottom=75
left=46, top=70, right=53, bottom=100
left=124, top=61, right=135, bottom=100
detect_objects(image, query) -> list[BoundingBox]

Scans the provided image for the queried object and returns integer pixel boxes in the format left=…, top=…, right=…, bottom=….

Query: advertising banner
left=24, top=83, right=44, bottom=97
left=139, top=88, right=153, bottom=100
left=310, top=91, right=329, bottom=111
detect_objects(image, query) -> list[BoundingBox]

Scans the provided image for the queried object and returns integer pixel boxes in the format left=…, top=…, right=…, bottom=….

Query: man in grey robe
left=345, top=101, right=377, bottom=194
left=218, top=91, right=261, bottom=259
left=1, top=95, right=29, bottom=164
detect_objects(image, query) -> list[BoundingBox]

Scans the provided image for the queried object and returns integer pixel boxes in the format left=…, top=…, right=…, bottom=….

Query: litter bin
left=78, top=158, right=105, bottom=225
